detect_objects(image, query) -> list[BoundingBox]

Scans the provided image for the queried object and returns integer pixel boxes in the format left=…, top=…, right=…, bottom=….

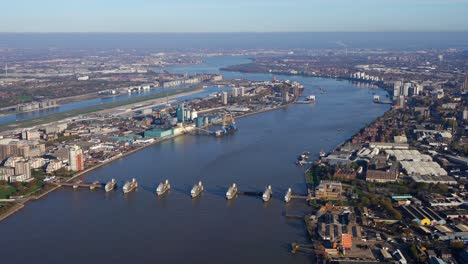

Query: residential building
left=68, top=145, right=84, bottom=172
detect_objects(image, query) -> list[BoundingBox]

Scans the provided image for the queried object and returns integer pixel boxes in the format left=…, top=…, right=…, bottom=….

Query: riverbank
left=0, top=100, right=294, bottom=222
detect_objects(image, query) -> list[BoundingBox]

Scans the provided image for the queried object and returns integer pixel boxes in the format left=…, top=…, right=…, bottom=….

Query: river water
left=0, top=56, right=390, bottom=264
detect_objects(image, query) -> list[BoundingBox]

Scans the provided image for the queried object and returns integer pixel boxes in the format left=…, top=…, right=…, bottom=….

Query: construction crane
left=221, top=113, right=237, bottom=133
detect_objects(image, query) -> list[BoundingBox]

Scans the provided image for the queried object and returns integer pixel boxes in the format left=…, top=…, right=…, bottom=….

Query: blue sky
left=1, top=0, right=467, bottom=32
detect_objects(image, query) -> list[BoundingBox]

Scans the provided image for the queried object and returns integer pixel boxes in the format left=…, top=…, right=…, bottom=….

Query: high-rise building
left=415, top=84, right=423, bottom=96
left=176, top=104, right=185, bottom=123
left=403, top=82, right=411, bottom=97
left=232, top=87, right=240, bottom=97
left=393, top=81, right=402, bottom=98
left=464, top=76, right=468, bottom=93
left=68, top=145, right=84, bottom=172
left=397, top=95, right=406, bottom=109
left=239, top=87, right=245, bottom=97
left=221, top=92, right=228, bottom=105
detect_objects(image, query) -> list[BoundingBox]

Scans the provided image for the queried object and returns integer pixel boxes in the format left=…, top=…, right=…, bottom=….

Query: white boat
left=191, top=181, right=204, bottom=198
left=156, top=179, right=171, bottom=196
left=226, top=183, right=238, bottom=200
left=123, top=178, right=138, bottom=194
left=262, top=185, right=272, bottom=202
left=105, top=179, right=116, bottom=192
left=284, top=187, right=292, bottom=203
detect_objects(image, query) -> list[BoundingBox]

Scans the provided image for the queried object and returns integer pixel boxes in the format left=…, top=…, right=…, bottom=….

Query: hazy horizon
left=0, top=32, right=467, bottom=50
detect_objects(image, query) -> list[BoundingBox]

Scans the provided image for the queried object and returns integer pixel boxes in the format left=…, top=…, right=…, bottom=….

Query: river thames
left=0, top=56, right=390, bottom=264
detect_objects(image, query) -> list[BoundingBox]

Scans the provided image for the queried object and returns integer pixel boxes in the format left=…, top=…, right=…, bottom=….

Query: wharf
left=53, top=181, right=103, bottom=189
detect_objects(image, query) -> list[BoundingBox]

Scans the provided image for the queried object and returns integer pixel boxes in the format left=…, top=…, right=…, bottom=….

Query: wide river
left=0, top=56, right=390, bottom=264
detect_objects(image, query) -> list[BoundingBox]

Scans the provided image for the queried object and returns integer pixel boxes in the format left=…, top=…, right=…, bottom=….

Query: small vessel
left=319, top=150, right=326, bottom=157
left=226, top=183, right=238, bottom=200
left=191, top=181, right=204, bottom=198
left=90, top=181, right=100, bottom=190
left=306, top=95, right=316, bottom=102
left=156, top=179, right=171, bottom=196
left=298, top=151, right=309, bottom=161
left=284, top=187, right=292, bottom=203
left=123, top=178, right=138, bottom=194
left=105, top=179, right=117, bottom=192
left=262, top=185, right=273, bottom=202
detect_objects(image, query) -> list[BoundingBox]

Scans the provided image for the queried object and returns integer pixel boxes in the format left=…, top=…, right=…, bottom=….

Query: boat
left=105, top=178, right=117, bottom=192
left=226, top=183, right=238, bottom=200
left=156, top=180, right=171, bottom=196
left=319, top=150, right=326, bottom=157
left=90, top=181, right=100, bottom=190
left=298, top=151, right=309, bottom=161
left=191, top=181, right=204, bottom=198
left=123, top=178, right=138, bottom=194
left=262, top=185, right=272, bottom=202
left=284, top=187, right=292, bottom=203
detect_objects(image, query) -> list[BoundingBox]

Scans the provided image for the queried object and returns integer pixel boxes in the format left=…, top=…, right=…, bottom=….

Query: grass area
left=0, top=184, right=17, bottom=199
left=0, top=87, right=200, bottom=132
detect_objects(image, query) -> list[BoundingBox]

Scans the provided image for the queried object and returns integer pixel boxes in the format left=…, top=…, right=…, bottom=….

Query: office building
left=176, top=104, right=185, bottom=123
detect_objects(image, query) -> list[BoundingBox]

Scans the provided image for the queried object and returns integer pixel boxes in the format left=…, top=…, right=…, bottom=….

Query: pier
left=53, top=181, right=103, bottom=190
left=291, top=243, right=325, bottom=255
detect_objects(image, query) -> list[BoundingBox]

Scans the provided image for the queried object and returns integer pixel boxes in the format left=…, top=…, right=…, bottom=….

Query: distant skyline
left=1, top=0, right=468, bottom=32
